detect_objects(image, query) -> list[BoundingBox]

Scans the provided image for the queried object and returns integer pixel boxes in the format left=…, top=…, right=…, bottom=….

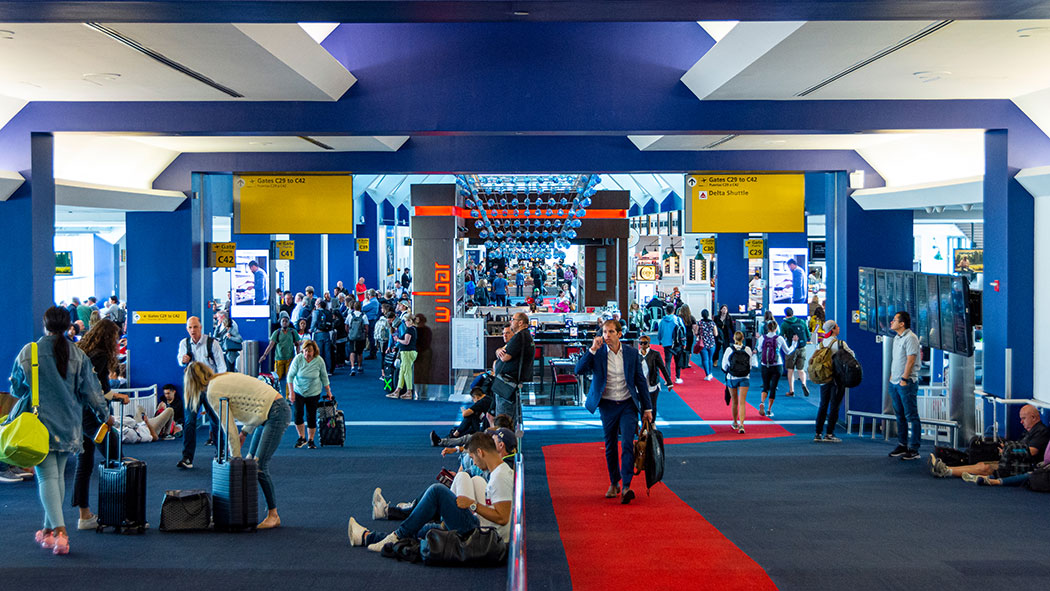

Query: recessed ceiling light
left=912, top=70, right=951, bottom=83
left=1017, top=27, right=1050, bottom=38
left=248, top=141, right=274, bottom=146
left=82, top=72, right=121, bottom=86
left=513, top=10, right=529, bottom=16
left=765, top=139, right=788, bottom=144
left=0, top=30, right=14, bottom=40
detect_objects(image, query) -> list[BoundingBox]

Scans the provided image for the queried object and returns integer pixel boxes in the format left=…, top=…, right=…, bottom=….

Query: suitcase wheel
left=95, top=525, right=103, bottom=533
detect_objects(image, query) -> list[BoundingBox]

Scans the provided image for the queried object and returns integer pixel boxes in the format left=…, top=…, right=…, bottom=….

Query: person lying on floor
left=115, top=407, right=176, bottom=443
left=348, top=431, right=515, bottom=552
left=381, top=428, right=518, bottom=520
left=435, top=413, right=514, bottom=454
left=929, top=404, right=1049, bottom=480
left=428, top=387, right=492, bottom=446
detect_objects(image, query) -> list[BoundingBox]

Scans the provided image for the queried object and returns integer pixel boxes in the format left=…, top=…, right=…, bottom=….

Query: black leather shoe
left=620, top=489, right=635, bottom=504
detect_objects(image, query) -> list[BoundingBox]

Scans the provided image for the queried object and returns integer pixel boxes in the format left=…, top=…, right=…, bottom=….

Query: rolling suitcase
left=211, top=398, right=258, bottom=532
left=318, top=398, right=345, bottom=447
left=97, top=413, right=148, bottom=533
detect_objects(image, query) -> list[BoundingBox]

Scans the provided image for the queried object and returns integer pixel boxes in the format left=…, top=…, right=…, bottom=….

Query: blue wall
left=125, top=205, right=194, bottom=390
left=715, top=233, right=748, bottom=313
left=354, top=198, right=380, bottom=288
left=327, top=234, right=358, bottom=292
left=93, top=234, right=115, bottom=300
left=288, top=234, right=323, bottom=294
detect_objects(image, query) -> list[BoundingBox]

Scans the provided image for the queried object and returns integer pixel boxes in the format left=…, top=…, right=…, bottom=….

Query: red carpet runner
left=541, top=348, right=790, bottom=590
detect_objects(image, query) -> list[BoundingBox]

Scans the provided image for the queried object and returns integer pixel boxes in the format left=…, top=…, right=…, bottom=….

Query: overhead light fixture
left=513, top=10, right=529, bottom=16
left=1017, top=27, right=1050, bottom=38
left=912, top=70, right=952, bottom=83
left=934, top=206, right=945, bottom=213
left=82, top=72, right=121, bottom=86
left=925, top=206, right=935, bottom=213
left=765, top=139, right=787, bottom=145
left=0, top=30, right=14, bottom=40
left=961, top=203, right=974, bottom=211
left=248, top=140, right=274, bottom=146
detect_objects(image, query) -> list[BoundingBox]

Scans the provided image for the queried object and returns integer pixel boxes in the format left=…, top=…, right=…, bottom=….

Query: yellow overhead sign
left=686, top=173, right=804, bottom=233
left=357, top=238, right=370, bottom=252
left=131, top=311, right=187, bottom=325
left=700, top=238, right=716, bottom=254
left=211, top=242, right=236, bottom=268
left=275, top=240, right=295, bottom=260
left=745, top=238, right=765, bottom=258
left=235, top=174, right=353, bottom=234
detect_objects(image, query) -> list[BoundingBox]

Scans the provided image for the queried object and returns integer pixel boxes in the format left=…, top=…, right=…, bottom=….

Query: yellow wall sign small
left=700, top=238, right=716, bottom=254
left=131, top=311, right=187, bottom=325
left=356, top=238, right=370, bottom=252
left=745, top=238, right=765, bottom=259
left=211, top=242, right=236, bottom=268
left=275, top=240, right=295, bottom=260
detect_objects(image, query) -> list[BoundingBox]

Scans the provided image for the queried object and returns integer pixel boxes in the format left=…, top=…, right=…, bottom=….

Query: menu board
left=950, top=276, right=973, bottom=356
left=857, top=267, right=876, bottom=332
left=938, top=276, right=955, bottom=352
left=876, top=270, right=890, bottom=335
left=926, top=274, right=942, bottom=350
left=914, top=273, right=929, bottom=348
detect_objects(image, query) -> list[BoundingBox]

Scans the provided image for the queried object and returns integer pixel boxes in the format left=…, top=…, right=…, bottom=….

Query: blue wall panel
left=355, top=198, right=380, bottom=288
left=327, top=234, right=358, bottom=292
left=715, top=233, right=747, bottom=314
left=126, top=205, right=193, bottom=390
left=288, top=234, right=323, bottom=294
left=93, top=235, right=115, bottom=300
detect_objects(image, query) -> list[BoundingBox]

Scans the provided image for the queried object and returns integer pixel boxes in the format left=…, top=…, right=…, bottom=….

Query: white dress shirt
left=602, top=346, right=630, bottom=402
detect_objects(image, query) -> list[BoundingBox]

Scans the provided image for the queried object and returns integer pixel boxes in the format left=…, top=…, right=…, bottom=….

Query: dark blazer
left=574, top=344, right=652, bottom=414
left=639, top=348, right=671, bottom=390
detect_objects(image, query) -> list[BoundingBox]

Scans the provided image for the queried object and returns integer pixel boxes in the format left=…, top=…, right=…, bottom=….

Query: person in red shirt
left=355, top=277, right=367, bottom=302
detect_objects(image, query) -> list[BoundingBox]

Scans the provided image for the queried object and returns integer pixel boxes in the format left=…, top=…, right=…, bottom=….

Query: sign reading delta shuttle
left=686, top=173, right=804, bottom=233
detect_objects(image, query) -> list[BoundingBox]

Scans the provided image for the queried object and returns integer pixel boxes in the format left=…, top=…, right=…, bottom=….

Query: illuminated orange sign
left=412, top=263, right=452, bottom=323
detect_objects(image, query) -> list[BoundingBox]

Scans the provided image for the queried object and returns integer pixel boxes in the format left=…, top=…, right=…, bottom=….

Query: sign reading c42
left=745, top=238, right=765, bottom=259
left=211, top=242, right=236, bottom=268
left=275, top=240, right=295, bottom=260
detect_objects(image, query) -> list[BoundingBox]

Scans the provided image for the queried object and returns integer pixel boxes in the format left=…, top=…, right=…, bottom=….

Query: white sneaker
left=347, top=516, right=367, bottom=546
left=372, top=487, right=389, bottom=520
left=367, top=531, right=399, bottom=552
left=675, top=378, right=683, bottom=384
left=77, top=514, right=98, bottom=530
left=705, top=375, right=713, bottom=381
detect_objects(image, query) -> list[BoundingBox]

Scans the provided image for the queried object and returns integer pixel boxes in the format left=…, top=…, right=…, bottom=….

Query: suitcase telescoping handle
left=105, top=408, right=125, bottom=467
left=217, top=397, right=231, bottom=464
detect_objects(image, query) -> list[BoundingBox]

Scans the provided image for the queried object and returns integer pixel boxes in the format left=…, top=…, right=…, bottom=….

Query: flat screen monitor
left=858, top=267, right=875, bottom=333
left=876, top=270, right=890, bottom=334
left=769, top=247, right=808, bottom=316
left=887, top=271, right=902, bottom=335
left=950, top=276, right=973, bottom=356
left=902, top=271, right=917, bottom=332
left=938, top=275, right=955, bottom=354
left=231, top=249, right=270, bottom=319
left=55, top=251, right=73, bottom=276
left=914, top=273, right=929, bottom=348
left=926, top=274, right=942, bottom=350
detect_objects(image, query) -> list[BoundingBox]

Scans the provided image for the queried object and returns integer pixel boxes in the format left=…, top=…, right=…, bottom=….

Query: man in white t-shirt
left=348, top=431, right=514, bottom=552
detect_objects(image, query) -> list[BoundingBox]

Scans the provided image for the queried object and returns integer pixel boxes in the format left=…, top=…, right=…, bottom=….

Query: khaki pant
left=397, top=351, right=418, bottom=390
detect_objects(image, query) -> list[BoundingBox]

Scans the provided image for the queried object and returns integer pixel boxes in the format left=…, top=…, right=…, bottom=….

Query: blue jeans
left=255, top=398, right=291, bottom=511
left=364, top=483, right=479, bottom=542
left=889, top=381, right=921, bottom=450
left=998, top=473, right=1029, bottom=486
left=182, top=394, right=220, bottom=463
left=313, top=332, right=332, bottom=373
left=36, top=452, right=70, bottom=529
left=598, top=398, right=639, bottom=489
left=698, top=346, right=714, bottom=376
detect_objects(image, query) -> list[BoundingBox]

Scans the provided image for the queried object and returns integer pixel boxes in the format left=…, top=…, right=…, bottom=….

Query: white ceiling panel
left=124, top=135, right=408, bottom=152
left=55, top=134, right=178, bottom=189
left=0, top=23, right=354, bottom=102
left=706, top=20, right=1050, bottom=100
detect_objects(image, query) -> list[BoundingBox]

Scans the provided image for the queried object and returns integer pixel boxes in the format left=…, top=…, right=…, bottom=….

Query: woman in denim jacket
left=8, top=306, right=112, bottom=555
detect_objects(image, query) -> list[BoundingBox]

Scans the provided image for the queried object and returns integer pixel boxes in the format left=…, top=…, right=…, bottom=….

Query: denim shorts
left=726, top=376, right=750, bottom=389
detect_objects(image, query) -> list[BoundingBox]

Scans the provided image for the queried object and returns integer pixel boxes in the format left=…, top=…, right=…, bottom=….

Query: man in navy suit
left=575, top=319, right=653, bottom=504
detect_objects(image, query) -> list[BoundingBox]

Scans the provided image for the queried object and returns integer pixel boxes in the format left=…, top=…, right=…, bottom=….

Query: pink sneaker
left=35, top=529, right=55, bottom=549
left=51, top=532, right=69, bottom=555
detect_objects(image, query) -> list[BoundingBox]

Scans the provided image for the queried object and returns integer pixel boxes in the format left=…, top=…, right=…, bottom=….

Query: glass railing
left=507, top=397, right=526, bottom=591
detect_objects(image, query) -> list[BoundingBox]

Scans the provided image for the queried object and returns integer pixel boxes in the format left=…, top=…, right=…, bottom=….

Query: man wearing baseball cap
left=813, top=319, right=854, bottom=443
left=492, top=427, right=518, bottom=468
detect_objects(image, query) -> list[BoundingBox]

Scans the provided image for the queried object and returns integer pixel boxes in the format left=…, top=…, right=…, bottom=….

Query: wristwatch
left=469, top=502, right=478, bottom=512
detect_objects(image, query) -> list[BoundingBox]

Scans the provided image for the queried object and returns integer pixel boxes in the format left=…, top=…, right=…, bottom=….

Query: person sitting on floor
left=376, top=428, right=519, bottom=521
left=438, top=413, right=515, bottom=456
left=929, top=405, right=1049, bottom=480
left=965, top=438, right=1050, bottom=487
left=429, top=387, right=492, bottom=447
left=347, top=431, right=515, bottom=552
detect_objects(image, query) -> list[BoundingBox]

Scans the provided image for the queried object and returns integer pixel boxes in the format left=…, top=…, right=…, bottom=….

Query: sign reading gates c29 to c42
left=685, top=173, right=804, bottom=233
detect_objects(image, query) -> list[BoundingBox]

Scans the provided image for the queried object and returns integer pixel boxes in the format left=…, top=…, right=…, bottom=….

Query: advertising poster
left=954, top=248, right=982, bottom=280
left=769, top=248, right=808, bottom=316
left=231, top=249, right=270, bottom=319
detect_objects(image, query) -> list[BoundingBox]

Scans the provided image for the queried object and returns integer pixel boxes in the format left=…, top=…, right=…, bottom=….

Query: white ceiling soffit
left=851, top=176, right=983, bottom=210
left=0, top=23, right=354, bottom=101
left=297, top=23, right=340, bottom=45
left=55, top=179, right=185, bottom=211
left=854, top=131, right=984, bottom=187
left=703, top=20, right=1050, bottom=100
left=125, top=135, right=409, bottom=152
left=56, top=134, right=178, bottom=190
left=629, top=133, right=901, bottom=151
left=0, top=94, right=26, bottom=131
left=1013, top=87, right=1050, bottom=143
left=681, top=21, right=805, bottom=100
left=0, top=168, right=24, bottom=201
left=696, top=21, right=741, bottom=44
left=1016, top=165, right=1050, bottom=198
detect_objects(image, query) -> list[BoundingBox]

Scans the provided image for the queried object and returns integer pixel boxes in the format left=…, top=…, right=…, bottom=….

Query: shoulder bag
left=0, top=343, right=51, bottom=467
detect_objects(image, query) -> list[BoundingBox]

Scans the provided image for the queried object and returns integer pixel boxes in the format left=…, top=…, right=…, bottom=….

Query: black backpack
left=671, top=322, right=686, bottom=354
left=832, top=348, right=863, bottom=388
left=727, top=346, right=750, bottom=377
left=313, top=309, right=332, bottom=332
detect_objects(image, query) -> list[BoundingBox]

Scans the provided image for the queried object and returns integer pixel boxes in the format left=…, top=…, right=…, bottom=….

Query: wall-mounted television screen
left=858, top=267, right=875, bottom=333
left=926, top=274, right=942, bottom=351
left=938, top=275, right=955, bottom=353
left=950, top=276, right=973, bottom=356
left=914, top=273, right=929, bottom=348
left=876, top=269, right=890, bottom=334
left=902, top=271, right=917, bottom=335
left=55, top=251, right=73, bottom=276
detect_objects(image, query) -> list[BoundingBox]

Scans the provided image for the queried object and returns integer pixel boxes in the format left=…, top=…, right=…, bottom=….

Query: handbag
left=633, top=419, right=649, bottom=475
left=491, top=375, right=519, bottom=404
left=1027, top=464, right=1050, bottom=492
left=644, top=420, right=665, bottom=491
left=420, top=527, right=507, bottom=566
left=0, top=343, right=50, bottom=467
left=159, top=489, right=212, bottom=531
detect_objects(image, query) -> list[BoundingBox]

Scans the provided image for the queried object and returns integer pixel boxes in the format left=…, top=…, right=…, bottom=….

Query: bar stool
left=549, top=360, right=578, bottom=406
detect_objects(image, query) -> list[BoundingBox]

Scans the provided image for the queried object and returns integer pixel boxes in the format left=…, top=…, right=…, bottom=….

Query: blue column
left=982, top=130, right=1034, bottom=405
left=354, top=198, right=380, bottom=288
left=288, top=234, right=323, bottom=293
left=126, top=205, right=194, bottom=390
left=327, top=234, right=358, bottom=293
left=714, top=233, right=747, bottom=313
left=93, top=235, right=116, bottom=299
left=819, top=172, right=849, bottom=327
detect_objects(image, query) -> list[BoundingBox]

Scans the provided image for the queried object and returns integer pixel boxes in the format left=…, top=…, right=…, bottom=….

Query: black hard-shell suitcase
left=97, top=413, right=148, bottom=533
left=318, top=398, right=345, bottom=447
left=211, top=397, right=258, bottom=532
